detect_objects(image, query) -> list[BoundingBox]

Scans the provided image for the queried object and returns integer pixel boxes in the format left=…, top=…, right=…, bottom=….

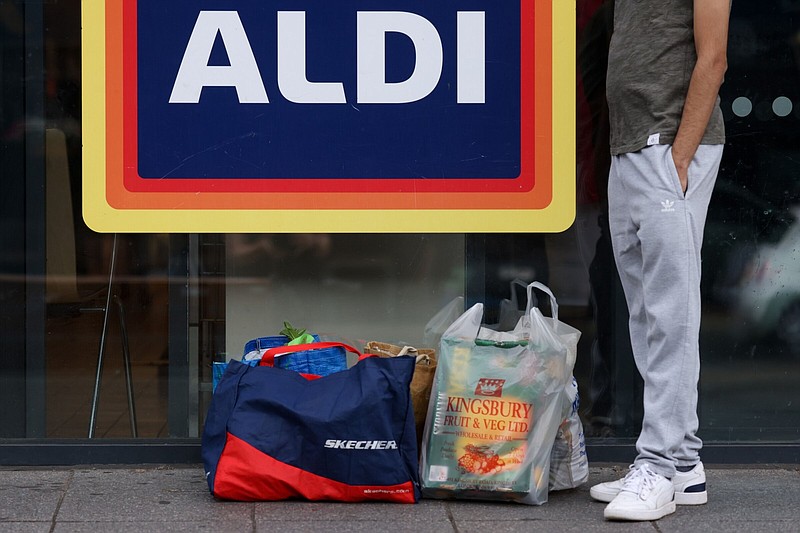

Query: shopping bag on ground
left=420, top=282, right=579, bottom=505
left=518, top=284, right=588, bottom=490
left=549, top=376, right=589, bottom=490
left=422, top=296, right=465, bottom=350
left=202, top=342, right=420, bottom=502
left=212, top=334, right=347, bottom=392
left=365, top=341, right=437, bottom=450
left=242, top=334, right=347, bottom=375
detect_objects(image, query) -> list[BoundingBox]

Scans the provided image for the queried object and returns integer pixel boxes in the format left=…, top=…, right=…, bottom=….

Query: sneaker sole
left=592, top=485, right=708, bottom=505
left=604, top=500, right=676, bottom=521
left=674, top=490, right=707, bottom=505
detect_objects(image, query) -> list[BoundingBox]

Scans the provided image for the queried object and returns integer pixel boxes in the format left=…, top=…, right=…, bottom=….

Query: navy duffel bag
left=202, top=342, right=420, bottom=503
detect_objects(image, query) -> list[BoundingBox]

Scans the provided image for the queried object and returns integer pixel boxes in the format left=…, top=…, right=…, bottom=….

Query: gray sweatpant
left=608, top=143, right=723, bottom=479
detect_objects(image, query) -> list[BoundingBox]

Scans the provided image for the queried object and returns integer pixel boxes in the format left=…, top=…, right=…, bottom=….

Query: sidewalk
left=1, top=465, right=797, bottom=532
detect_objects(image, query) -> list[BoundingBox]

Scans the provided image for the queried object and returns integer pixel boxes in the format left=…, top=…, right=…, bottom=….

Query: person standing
left=589, top=0, right=731, bottom=522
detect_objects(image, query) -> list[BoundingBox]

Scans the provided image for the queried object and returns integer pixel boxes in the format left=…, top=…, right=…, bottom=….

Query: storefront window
left=574, top=0, right=800, bottom=443
left=0, top=0, right=797, bottom=461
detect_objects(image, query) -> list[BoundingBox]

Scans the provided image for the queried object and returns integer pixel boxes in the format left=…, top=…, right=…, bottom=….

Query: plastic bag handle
left=509, top=278, right=530, bottom=309
left=258, top=342, right=370, bottom=367
left=525, top=281, right=559, bottom=322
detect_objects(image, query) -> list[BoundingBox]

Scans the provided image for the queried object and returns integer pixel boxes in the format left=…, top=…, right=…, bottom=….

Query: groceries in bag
left=202, top=342, right=420, bottom=503
left=420, top=282, right=580, bottom=505
left=549, top=376, right=589, bottom=490
left=364, top=341, right=437, bottom=450
left=212, top=327, right=347, bottom=391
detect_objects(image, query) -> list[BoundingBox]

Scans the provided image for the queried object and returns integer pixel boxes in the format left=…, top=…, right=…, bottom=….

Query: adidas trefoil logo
left=660, top=200, right=675, bottom=212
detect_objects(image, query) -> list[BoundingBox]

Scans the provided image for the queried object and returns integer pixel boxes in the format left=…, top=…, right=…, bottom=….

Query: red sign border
left=105, top=1, right=552, bottom=210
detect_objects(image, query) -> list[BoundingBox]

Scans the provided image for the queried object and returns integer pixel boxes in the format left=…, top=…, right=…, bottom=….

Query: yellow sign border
left=83, top=2, right=575, bottom=233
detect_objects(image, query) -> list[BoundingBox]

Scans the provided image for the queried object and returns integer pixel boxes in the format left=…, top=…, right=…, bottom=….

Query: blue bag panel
left=240, top=334, right=345, bottom=377
left=273, top=345, right=347, bottom=375
left=242, top=334, right=321, bottom=357
left=226, top=356, right=419, bottom=490
left=213, top=334, right=340, bottom=392
left=242, top=335, right=293, bottom=356
left=212, top=359, right=258, bottom=393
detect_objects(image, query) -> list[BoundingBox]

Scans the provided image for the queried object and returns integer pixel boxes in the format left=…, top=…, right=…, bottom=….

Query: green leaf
left=279, top=321, right=307, bottom=341
left=287, top=333, right=315, bottom=346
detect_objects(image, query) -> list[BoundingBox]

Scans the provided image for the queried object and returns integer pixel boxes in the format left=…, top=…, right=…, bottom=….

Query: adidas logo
left=660, top=200, right=675, bottom=212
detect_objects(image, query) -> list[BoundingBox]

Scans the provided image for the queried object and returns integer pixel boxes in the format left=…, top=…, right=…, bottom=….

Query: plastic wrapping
left=549, top=377, right=589, bottom=491
left=420, top=282, right=580, bottom=505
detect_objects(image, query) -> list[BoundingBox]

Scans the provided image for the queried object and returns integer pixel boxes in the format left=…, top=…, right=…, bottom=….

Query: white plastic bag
left=420, top=282, right=580, bottom=505
left=423, top=296, right=465, bottom=349
left=519, top=283, right=588, bottom=490
left=483, top=279, right=529, bottom=332
left=549, top=376, right=589, bottom=491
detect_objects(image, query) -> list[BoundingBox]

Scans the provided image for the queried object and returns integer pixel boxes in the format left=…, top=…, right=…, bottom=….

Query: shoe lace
left=621, top=464, right=659, bottom=499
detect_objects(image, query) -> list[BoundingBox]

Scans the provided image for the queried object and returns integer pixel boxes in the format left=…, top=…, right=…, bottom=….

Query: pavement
left=0, top=464, right=798, bottom=532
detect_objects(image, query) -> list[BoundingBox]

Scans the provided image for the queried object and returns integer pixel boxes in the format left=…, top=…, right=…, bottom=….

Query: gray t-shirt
left=606, top=0, right=725, bottom=155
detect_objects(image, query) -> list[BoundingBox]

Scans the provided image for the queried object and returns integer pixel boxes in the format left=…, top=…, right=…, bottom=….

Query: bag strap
left=509, top=278, right=529, bottom=309
left=525, top=281, right=559, bottom=322
left=258, top=341, right=369, bottom=367
left=392, top=346, right=432, bottom=365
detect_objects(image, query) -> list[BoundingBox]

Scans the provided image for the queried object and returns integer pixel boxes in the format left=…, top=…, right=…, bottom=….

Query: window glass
left=225, top=234, right=465, bottom=355
left=1, top=0, right=797, bottom=448
left=574, top=0, right=800, bottom=443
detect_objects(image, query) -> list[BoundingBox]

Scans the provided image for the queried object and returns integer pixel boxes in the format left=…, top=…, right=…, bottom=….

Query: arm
left=671, top=0, right=731, bottom=192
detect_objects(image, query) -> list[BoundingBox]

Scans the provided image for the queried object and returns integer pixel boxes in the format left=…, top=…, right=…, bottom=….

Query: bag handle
left=508, top=278, right=529, bottom=309
left=525, top=281, right=559, bottom=322
left=387, top=346, right=432, bottom=365
left=258, top=341, right=369, bottom=367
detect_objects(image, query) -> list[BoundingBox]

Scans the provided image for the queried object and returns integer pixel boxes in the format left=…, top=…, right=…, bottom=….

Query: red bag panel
left=214, top=433, right=417, bottom=503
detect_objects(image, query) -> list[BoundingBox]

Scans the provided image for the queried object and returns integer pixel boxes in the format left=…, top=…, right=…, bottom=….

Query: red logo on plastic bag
left=475, top=378, right=505, bottom=397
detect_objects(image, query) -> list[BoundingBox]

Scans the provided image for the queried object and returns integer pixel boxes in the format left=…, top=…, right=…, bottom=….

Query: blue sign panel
left=137, top=0, right=520, bottom=179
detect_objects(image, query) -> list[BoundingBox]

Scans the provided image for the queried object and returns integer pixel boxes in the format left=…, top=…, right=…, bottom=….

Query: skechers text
left=324, top=440, right=398, bottom=450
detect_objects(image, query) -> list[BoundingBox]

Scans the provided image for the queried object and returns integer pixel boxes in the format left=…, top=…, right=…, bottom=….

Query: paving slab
left=0, top=470, right=70, bottom=522
left=658, top=520, right=799, bottom=533
left=55, top=468, right=246, bottom=523
left=255, top=520, right=455, bottom=533
left=455, top=520, right=656, bottom=533
left=52, top=521, right=253, bottom=533
left=1, top=465, right=798, bottom=533
left=0, top=524, right=52, bottom=533
left=254, top=500, right=449, bottom=523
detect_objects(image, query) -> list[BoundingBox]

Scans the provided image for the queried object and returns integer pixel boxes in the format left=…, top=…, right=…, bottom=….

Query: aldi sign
left=83, top=1, right=574, bottom=232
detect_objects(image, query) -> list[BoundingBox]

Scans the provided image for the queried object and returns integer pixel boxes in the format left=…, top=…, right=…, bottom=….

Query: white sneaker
left=672, top=462, right=708, bottom=505
left=602, top=463, right=676, bottom=521
left=590, top=462, right=707, bottom=505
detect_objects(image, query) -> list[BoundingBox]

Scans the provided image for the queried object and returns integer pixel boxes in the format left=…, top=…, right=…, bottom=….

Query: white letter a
left=170, top=11, right=269, bottom=103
